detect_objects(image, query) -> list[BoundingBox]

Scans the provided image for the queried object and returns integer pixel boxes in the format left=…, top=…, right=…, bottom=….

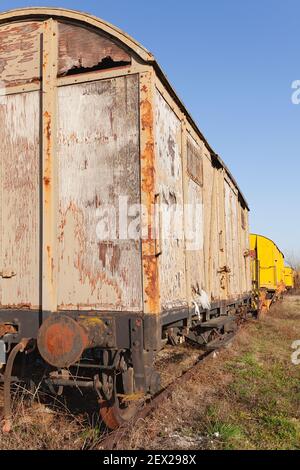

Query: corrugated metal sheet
left=57, top=75, right=142, bottom=311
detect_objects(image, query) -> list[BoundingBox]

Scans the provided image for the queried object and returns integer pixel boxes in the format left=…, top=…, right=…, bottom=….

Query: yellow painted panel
left=250, top=234, right=286, bottom=291
left=284, top=267, right=294, bottom=288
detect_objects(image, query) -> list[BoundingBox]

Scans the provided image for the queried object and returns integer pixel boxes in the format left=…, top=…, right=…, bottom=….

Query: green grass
left=197, top=300, right=300, bottom=449
left=207, top=422, right=245, bottom=449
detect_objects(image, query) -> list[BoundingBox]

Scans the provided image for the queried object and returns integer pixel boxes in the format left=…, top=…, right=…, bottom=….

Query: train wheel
left=99, top=352, right=139, bottom=429
left=99, top=394, right=138, bottom=429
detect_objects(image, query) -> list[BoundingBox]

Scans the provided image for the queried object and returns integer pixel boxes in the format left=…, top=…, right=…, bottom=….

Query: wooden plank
left=224, top=179, right=240, bottom=297
left=0, top=82, right=40, bottom=96
left=57, top=75, right=142, bottom=311
left=58, top=22, right=131, bottom=76
left=139, top=71, right=161, bottom=315
left=0, top=21, right=42, bottom=87
left=155, top=89, right=187, bottom=311
left=41, top=19, right=59, bottom=313
left=57, top=64, right=148, bottom=88
left=217, top=169, right=228, bottom=300
left=184, top=134, right=204, bottom=303
left=203, top=155, right=219, bottom=301
left=0, top=91, right=40, bottom=308
left=224, top=179, right=233, bottom=296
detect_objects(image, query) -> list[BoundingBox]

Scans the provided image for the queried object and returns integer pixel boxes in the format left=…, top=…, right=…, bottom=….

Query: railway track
left=97, top=347, right=222, bottom=450
left=96, top=314, right=256, bottom=450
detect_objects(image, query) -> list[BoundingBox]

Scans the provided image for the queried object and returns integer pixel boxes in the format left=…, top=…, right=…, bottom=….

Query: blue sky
left=1, top=0, right=300, bottom=259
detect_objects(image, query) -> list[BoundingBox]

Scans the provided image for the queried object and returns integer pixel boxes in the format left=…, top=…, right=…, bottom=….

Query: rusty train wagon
left=0, top=7, right=252, bottom=429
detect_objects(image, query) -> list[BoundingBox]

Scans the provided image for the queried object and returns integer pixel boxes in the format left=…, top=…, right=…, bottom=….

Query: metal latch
left=0, top=270, right=16, bottom=279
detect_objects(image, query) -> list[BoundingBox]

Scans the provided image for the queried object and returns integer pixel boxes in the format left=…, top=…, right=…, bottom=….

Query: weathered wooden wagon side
left=0, top=7, right=251, bottom=429
left=151, top=77, right=251, bottom=337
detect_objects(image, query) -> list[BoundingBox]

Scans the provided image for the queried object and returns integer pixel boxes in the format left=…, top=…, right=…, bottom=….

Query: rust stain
left=143, top=254, right=160, bottom=310
left=0, top=324, right=17, bottom=338
left=43, top=110, right=52, bottom=202
left=46, top=323, right=74, bottom=357
left=98, top=242, right=121, bottom=274
left=59, top=203, right=122, bottom=303
left=140, top=76, right=160, bottom=313
left=43, top=109, right=54, bottom=289
left=98, top=242, right=107, bottom=269
left=37, top=315, right=89, bottom=368
left=0, top=303, right=32, bottom=310
left=0, top=21, right=42, bottom=86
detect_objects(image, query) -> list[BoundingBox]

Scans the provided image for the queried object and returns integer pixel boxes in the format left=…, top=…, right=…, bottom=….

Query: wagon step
left=201, top=315, right=236, bottom=329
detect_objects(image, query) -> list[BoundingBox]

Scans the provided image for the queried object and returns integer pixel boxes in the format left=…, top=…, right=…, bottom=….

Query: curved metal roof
left=251, top=233, right=285, bottom=259
left=0, top=7, right=249, bottom=209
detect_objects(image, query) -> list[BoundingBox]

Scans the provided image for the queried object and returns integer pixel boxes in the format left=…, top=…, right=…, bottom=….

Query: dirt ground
left=0, top=294, right=299, bottom=450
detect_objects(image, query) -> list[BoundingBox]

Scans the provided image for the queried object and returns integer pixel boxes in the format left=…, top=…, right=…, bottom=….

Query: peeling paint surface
left=155, top=90, right=187, bottom=310
left=58, top=22, right=131, bottom=75
left=0, top=92, right=40, bottom=308
left=0, top=11, right=252, bottom=317
left=57, top=75, right=142, bottom=311
left=0, top=21, right=42, bottom=86
left=224, top=180, right=240, bottom=296
left=185, top=136, right=204, bottom=297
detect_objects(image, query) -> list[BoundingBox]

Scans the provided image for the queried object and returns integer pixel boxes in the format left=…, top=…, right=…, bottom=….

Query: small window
left=187, top=139, right=203, bottom=186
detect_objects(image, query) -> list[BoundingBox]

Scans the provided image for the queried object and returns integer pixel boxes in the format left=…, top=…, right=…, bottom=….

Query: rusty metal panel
left=0, top=21, right=42, bottom=87
left=0, top=91, right=40, bottom=308
left=57, top=75, right=142, bottom=311
left=58, top=22, right=131, bottom=76
left=155, top=89, right=186, bottom=310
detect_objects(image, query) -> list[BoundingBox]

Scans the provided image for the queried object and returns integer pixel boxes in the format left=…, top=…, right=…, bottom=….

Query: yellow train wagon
left=250, top=234, right=286, bottom=311
left=284, top=267, right=294, bottom=289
